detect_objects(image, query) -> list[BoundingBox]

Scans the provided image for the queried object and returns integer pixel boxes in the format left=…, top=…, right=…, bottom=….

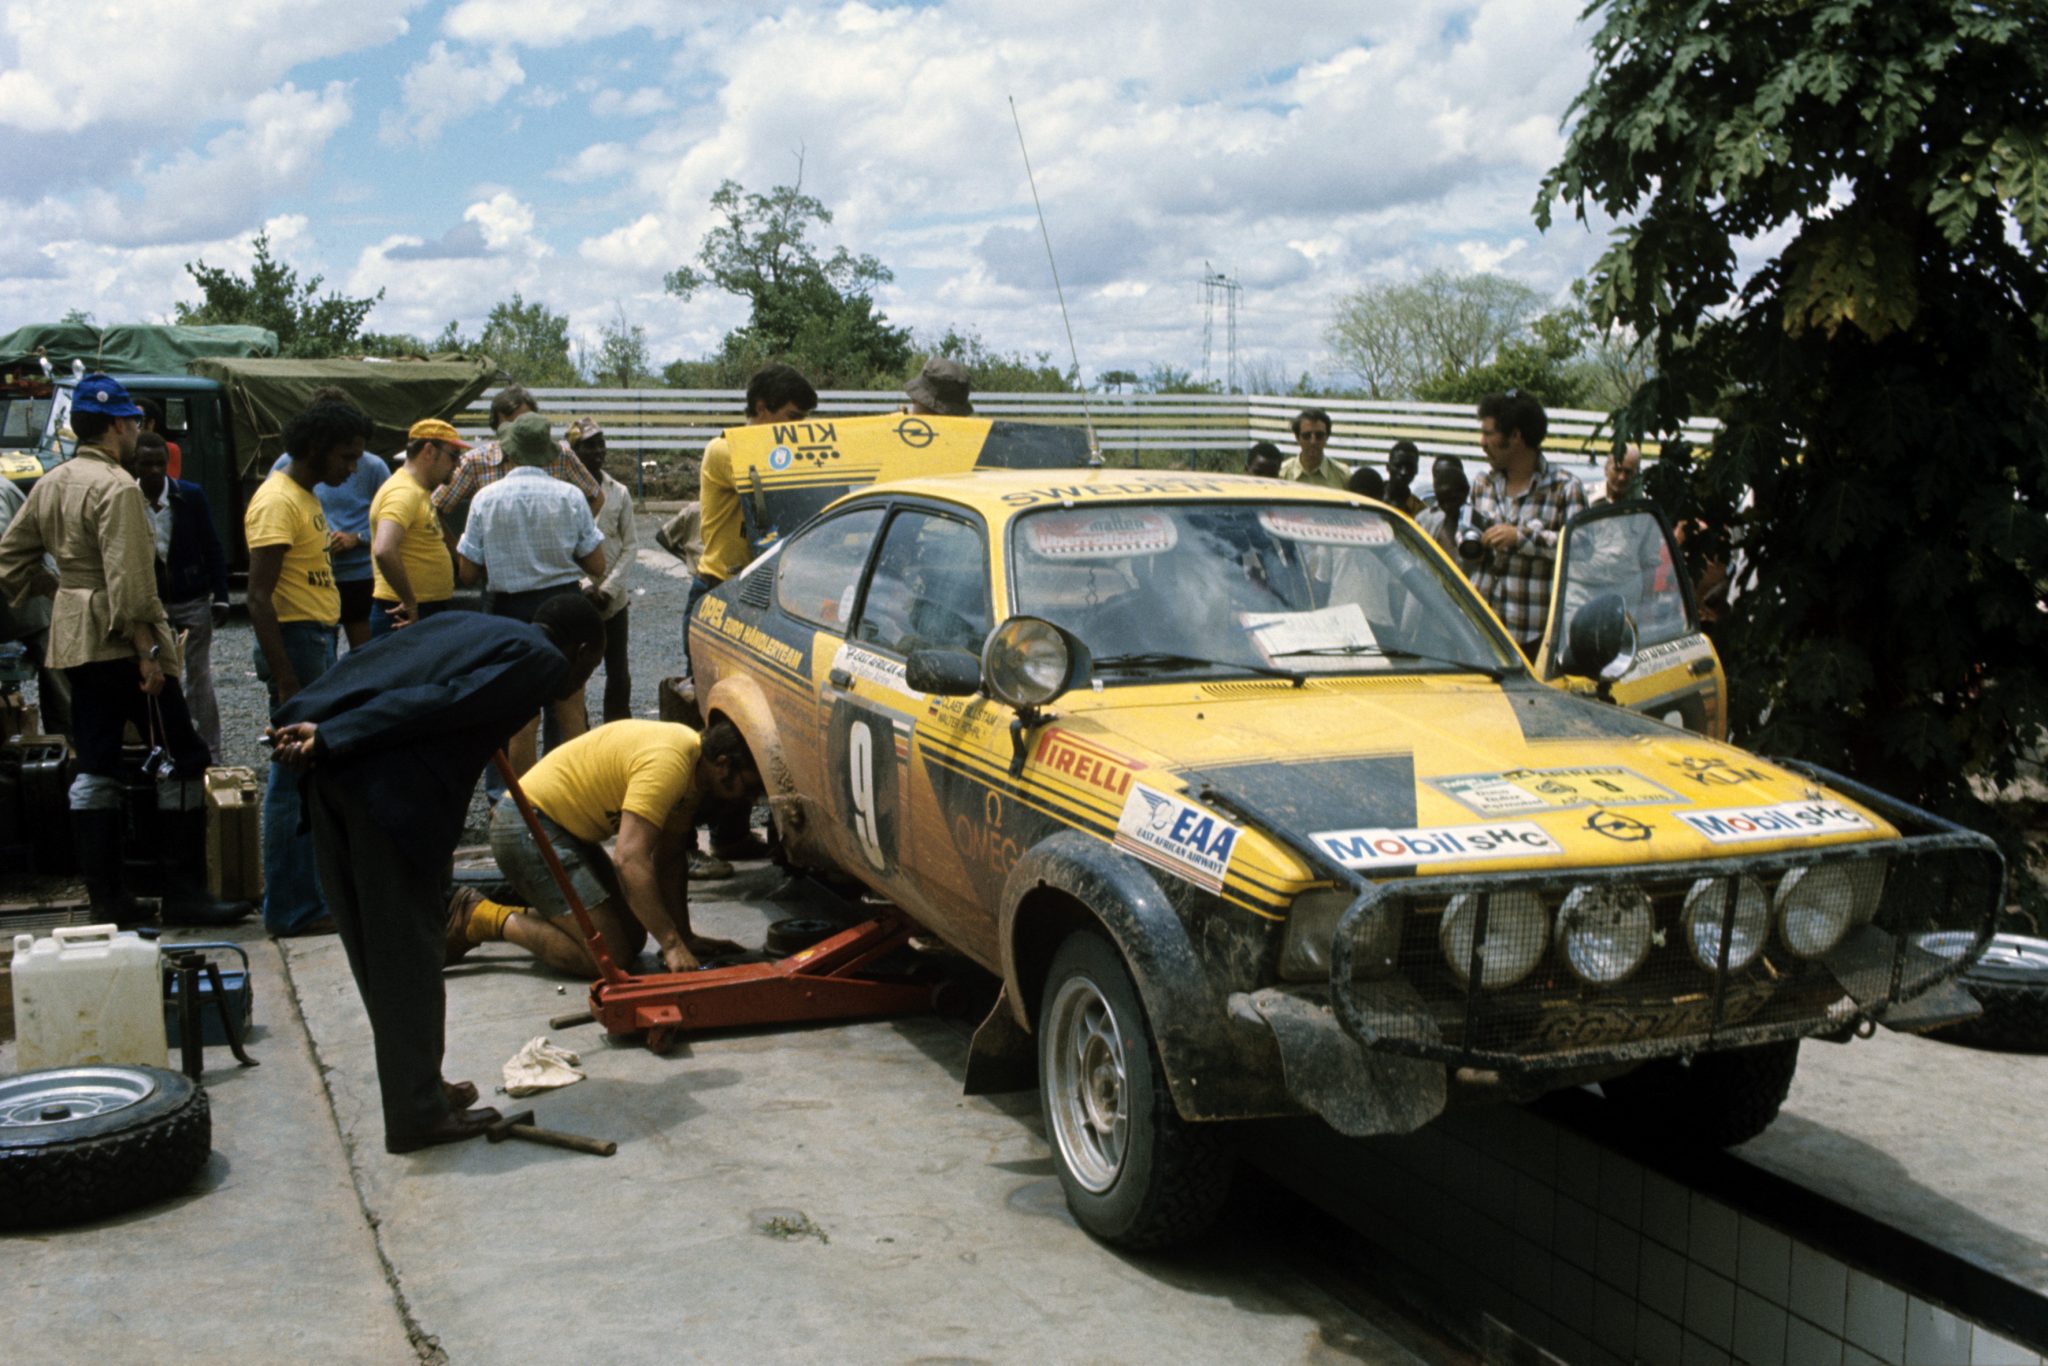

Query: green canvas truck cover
left=0, top=322, right=279, bottom=373
left=187, top=355, right=499, bottom=475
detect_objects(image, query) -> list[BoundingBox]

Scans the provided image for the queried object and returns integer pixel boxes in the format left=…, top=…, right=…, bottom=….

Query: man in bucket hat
left=0, top=374, right=248, bottom=927
left=905, top=357, right=974, bottom=416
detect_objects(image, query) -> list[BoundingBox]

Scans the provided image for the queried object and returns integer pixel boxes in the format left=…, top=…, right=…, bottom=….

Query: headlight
left=1843, top=855, right=1888, bottom=925
left=982, top=616, right=1078, bottom=709
left=1441, top=889, right=1547, bottom=989
left=1279, top=889, right=1399, bottom=982
left=1557, top=883, right=1654, bottom=985
left=1775, top=864, right=1853, bottom=957
left=1682, top=876, right=1770, bottom=972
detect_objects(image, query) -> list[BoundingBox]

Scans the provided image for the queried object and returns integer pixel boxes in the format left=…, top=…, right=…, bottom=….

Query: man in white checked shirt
left=1468, top=390, right=1588, bottom=662
left=457, top=412, right=606, bottom=777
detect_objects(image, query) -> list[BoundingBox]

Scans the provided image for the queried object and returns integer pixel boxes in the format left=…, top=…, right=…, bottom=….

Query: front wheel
left=1599, top=1039, right=1800, bottom=1148
left=1037, top=932, right=1233, bottom=1248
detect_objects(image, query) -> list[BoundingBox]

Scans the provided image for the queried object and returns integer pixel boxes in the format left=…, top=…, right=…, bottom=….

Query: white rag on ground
left=502, top=1036, right=586, bottom=1096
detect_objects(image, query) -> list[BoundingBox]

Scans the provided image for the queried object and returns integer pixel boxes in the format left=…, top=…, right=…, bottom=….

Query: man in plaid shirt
left=433, top=385, right=602, bottom=530
left=1468, top=391, right=1587, bottom=660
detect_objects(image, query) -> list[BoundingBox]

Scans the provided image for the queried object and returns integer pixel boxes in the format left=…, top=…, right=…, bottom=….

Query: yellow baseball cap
left=408, top=418, right=471, bottom=449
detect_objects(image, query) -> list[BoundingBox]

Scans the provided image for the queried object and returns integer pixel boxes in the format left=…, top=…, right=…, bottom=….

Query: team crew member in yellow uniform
left=369, top=418, right=468, bottom=638
left=247, top=399, right=370, bottom=937
left=452, top=718, right=766, bottom=976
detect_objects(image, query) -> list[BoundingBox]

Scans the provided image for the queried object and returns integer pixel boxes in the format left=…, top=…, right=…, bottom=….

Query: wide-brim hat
left=565, top=417, right=605, bottom=446
left=502, top=412, right=556, bottom=466
left=905, top=358, right=974, bottom=416
left=408, top=418, right=471, bottom=450
left=70, top=373, right=142, bottom=419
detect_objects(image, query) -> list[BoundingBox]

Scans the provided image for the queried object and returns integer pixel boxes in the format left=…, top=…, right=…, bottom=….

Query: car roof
left=835, top=466, right=1370, bottom=518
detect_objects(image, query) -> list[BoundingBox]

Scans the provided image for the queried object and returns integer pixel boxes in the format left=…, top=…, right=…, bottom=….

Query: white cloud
left=590, top=87, right=675, bottom=119
left=440, top=0, right=704, bottom=49
left=381, top=41, right=525, bottom=144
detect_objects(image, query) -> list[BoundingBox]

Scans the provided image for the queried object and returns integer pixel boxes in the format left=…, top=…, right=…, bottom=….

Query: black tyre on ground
left=0, top=1064, right=212, bottom=1229
left=1922, top=934, right=2048, bottom=1053
left=1036, top=932, right=1234, bottom=1249
left=764, top=917, right=841, bottom=956
left=1598, top=1039, right=1800, bottom=1148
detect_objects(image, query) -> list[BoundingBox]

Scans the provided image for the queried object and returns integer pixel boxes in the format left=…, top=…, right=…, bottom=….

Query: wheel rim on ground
left=1045, top=974, right=1129, bottom=1193
left=0, top=1068, right=157, bottom=1128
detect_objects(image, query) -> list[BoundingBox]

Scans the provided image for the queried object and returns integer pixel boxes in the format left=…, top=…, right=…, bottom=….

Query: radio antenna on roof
left=1009, top=95, right=1099, bottom=464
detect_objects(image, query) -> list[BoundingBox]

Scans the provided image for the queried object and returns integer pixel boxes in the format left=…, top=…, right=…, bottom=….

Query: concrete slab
left=0, top=926, right=419, bottom=1363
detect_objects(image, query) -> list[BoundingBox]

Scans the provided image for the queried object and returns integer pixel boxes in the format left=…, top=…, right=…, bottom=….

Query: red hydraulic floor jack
left=492, top=753, right=940, bottom=1052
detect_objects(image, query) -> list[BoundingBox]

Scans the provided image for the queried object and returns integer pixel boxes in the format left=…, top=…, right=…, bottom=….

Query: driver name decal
left=1311, top=822, right=1561, bottom=869
left=1676, top=801, right=1873, bottom=843
left=1115, top=785, right=1239, bottom=891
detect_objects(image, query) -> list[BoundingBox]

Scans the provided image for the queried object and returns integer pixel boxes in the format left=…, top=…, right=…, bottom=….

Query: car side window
left=1559, top=509, right=1693, bottom=648
left=775, top=506, right=887, bottom=632
left=853, top=510, right=991, bottom=656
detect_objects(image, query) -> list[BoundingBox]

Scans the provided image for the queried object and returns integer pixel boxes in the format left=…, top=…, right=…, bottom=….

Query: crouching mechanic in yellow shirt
left=450, top=718, right=766, bottom=975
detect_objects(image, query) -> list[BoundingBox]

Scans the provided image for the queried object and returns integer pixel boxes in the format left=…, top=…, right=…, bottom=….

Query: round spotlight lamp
left=1440, top=889, right=1547, bottom=989
left=981, top=616, right=1079, bottom=709
left=1682, top=876, right=1771, bottom=972
left=1775, top=864, right=1854, bottom=958
left=1557, top=883, right=1654, bottom=985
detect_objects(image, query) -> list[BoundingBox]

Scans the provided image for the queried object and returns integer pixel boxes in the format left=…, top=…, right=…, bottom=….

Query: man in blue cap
left=0, top=374, right=247, bottom=927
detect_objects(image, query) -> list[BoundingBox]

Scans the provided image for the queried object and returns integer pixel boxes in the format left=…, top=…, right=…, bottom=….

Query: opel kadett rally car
left=687, top=415, right=2003, bottom=1248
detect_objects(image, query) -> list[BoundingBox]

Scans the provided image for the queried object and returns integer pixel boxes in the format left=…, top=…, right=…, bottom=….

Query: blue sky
left=0, top=0, right=1610, bottom=386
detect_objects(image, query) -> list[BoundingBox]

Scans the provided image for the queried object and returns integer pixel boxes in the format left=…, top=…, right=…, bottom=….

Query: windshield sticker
left=1256, top=508, right=1394, bottom=546
left=1430, top=766, right=1679, bottom=817
left=1115, top=785, right=1240, bottom=891
left=0, top=453, right=40, bottom=477
left=1239, top=602, right=1375, bottom=665
left=1034, top=727, right=1144, bottom=800
left=1313, top=822, right=1561, bottom=869
left=1023, top=508, right=1178, bottom=559
left=831, top=642, right=919, bottom=696
left=1677, top=801, right=1873, bottom=844
left=1000, top=478, right=1239, bottom=507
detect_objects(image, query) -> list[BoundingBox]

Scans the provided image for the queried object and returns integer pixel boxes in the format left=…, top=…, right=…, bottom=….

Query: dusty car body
left=689, top=425, right=2003, bottom=1247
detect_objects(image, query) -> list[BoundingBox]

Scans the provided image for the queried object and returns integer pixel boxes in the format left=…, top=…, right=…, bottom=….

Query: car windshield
left=1008, top=501, right=1518, bottom=678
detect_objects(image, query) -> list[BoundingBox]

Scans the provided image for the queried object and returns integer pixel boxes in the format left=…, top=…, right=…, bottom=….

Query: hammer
left=485, top=1109, right=617, bottom=1157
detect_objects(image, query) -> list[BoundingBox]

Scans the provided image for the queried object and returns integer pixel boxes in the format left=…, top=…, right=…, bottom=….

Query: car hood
left=1038, top=677, right=1896, bottom=883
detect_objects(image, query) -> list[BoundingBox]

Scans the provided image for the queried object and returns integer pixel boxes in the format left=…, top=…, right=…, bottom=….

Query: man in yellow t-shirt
left=456, top=717, right=765, bottom=976
left=687, top=363, right=817, bottom=646
left=246, top=398, right=370, bottom=937
left=369, top=418, right=469, bottom=638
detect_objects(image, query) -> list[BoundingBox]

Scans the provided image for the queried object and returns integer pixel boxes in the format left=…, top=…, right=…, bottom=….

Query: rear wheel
left=1037, top=932, right=1233, bottom=1248
left=1599, top=1039, right=1800, bottom=1148
left=0, top=1065, right=212, bottom=1228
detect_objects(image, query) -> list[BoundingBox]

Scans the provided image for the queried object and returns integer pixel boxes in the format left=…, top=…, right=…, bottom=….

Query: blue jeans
left=368, top=598, right=457, bottom=640
left=259, top=621, right=337, bottom=934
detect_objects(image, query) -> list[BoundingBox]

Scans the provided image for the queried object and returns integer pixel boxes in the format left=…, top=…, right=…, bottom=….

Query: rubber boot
left=159, top=805, right=254, bottom=928
left=72, top=807, right=146, bottom=929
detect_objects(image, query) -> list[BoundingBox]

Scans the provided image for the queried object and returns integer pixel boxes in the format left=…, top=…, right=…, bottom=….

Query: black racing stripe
left=1506, top=682, right=1673, bottom=742
left=1191, top=753, right=1419, bottom=837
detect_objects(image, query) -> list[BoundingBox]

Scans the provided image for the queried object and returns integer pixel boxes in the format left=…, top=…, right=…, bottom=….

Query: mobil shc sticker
left=1676, top=801, right=1874, bottom=844
left=1311, top=822, right=1562, bottom=870
left=1116, top=785, right=1239, bottom=891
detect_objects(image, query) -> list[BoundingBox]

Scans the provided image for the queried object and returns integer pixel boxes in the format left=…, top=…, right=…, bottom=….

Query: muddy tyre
left=1599, top=1039, right=1800, bottom=1148
left=764, top=918, right=841, bottom=956
left=0, top=1065, right=212, bottom=1229
left=1037, top=932, right=1233, bottom=1248
left=1925, top=934, right=2048, bottom=1053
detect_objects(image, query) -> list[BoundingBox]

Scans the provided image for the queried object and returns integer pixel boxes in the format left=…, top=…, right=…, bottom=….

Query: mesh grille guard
left=1317, top=764, right=2006, bottom=1074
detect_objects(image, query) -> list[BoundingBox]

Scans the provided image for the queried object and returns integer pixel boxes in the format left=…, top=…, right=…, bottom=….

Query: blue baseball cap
left=70, top=373, right=143, bottom=419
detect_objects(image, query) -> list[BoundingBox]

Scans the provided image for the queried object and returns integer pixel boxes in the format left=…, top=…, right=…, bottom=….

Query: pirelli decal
left=1032, top=727, right=1143, bottom=801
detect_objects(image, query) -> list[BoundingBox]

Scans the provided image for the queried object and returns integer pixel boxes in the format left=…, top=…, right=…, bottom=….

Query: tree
left=177, top=232, right=383, bottom=358
left=591, top=304, right=654, bottom=390
left=1325, top=271, right=1546, bottom=398
left=476, top=294, right=578, bottom=388
left=665, top=175, right=911, bottom=387
left=1538, top=0, right=2048, bottom=840
left=1097, top=369, right=1140, bottom=393
left=916, top=327, right=1074, bottom=393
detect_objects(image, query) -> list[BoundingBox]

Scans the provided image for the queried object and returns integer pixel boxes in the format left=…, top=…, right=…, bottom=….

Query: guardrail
left=470, top=389, right=1719, bottom=482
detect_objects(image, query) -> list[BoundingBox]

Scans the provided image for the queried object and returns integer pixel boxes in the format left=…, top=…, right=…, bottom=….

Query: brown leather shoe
left=442, top=1078, right=479, bottom=1110
left=689, top=852, right=734, bottom=880
left=385, top=1105, right=503, bottom=1154
left=445, top=887, right=483, bottom=966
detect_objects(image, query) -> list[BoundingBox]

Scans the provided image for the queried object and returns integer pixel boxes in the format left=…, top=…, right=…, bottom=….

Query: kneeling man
left=452, top=717, right=764, bottom=976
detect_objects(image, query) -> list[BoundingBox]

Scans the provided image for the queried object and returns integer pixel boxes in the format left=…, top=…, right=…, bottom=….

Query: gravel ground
left=24, top=509, right=698, bottom=846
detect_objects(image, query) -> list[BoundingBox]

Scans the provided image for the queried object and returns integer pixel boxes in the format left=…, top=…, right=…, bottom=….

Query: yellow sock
left=466, top=898, right=521, bottom=944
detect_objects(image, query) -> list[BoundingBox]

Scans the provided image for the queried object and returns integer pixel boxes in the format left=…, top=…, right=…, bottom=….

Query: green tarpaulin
left=187, top=356, right=500, bottom=475
left=0, top=323, right=277, bottom=374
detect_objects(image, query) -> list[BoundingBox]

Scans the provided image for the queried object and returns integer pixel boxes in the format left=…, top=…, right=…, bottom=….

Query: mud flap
left=963, top=986, right=1037, bottom=1096
left=1233, top=988, right=1447, bottom=1137
left=1875, top=979, right=1983, bottom=1035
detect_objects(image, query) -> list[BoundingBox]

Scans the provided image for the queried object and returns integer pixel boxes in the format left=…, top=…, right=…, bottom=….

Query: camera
left=1458, top=513, right=1493, bottom=562
left=142, top=746, right=179, bottom=781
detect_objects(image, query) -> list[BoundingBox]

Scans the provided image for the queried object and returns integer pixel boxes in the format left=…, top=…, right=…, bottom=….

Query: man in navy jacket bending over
left=268, top=597, right=605, bottom=1152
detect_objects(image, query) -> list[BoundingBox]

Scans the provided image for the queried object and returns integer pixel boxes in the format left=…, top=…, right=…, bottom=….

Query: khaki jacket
left=0, top=445, right=181, bottom=675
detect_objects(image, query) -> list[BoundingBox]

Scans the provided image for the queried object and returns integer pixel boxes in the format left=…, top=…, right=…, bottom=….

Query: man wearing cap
left=905, top=357, right=974, bottom=417
left=0, top=374, right=247, bottom=928
left=433, top=385, right=602, bottom=533
left=369, top=419, right=469, bottom=638
left=457, top=411, right=606, bottom=777
left=569, top=417, right=636, bottom=722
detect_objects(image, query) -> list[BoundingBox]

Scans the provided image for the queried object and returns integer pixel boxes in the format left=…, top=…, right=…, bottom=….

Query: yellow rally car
left=689, top=415, right=2003, bottom=1248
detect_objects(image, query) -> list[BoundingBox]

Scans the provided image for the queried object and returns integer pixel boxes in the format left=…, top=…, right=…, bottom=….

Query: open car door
left=725, top=414, right=1091, bottom=555
left=1534, top=500, right=1728, bottom=738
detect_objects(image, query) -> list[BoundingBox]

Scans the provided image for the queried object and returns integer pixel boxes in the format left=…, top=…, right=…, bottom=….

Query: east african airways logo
left=1115, top=785, right=1239, bottom=892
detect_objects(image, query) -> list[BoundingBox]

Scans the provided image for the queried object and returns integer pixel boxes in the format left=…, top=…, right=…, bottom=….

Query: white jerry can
left=10, top=925, right=167, bottom=1071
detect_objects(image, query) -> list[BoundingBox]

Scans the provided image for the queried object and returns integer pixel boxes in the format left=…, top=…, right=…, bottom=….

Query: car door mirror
left=1562, top=592, right=1638, bottom=686
left=905, top=648, right=983, bottom=696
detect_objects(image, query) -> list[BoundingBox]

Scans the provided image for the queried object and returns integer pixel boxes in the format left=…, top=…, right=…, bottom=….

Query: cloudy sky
left=0, top=0, right=1612, bottom=387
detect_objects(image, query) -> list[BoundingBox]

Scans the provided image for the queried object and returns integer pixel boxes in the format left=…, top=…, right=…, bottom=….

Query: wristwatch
left=145, top=644, right=162, bottom=661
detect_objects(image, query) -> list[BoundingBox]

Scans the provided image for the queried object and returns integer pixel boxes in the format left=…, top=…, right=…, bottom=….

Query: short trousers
left=489, top=795, right=622, bottom=918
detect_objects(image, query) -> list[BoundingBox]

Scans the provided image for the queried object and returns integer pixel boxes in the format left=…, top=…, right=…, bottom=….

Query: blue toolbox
left=162, top=940, right=254, bottom=1048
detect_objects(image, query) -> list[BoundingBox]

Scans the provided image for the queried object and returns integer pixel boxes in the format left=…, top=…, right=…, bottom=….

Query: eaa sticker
left=1676, top=801, right=1874, bottom=844
left=1115, top=784, right=1239, bottom=891
left=1023, top=508, right=1177, bottom=560
left=1310, top=822, right=1562, bottom=870
left=1257, top=508, right=1393, bottom=547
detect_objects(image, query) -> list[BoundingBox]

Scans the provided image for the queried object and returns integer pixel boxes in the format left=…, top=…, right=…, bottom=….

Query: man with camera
left=1467, top=391, right=1588, bottom=661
